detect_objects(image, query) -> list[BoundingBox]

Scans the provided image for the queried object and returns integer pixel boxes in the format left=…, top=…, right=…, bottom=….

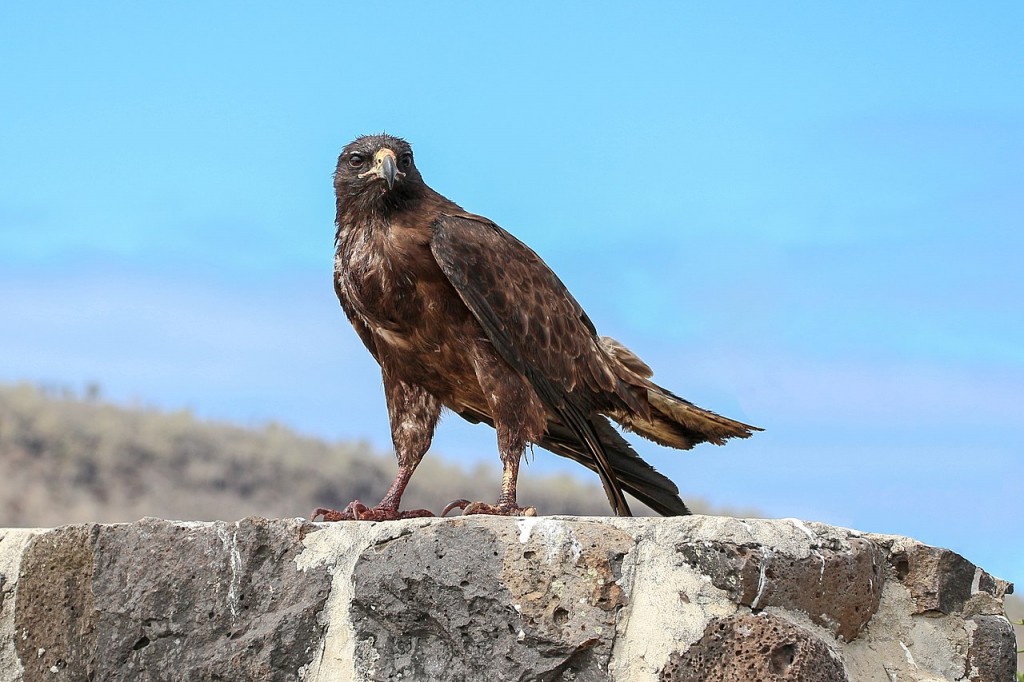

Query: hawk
left=314, top=134, right=759, bottom=521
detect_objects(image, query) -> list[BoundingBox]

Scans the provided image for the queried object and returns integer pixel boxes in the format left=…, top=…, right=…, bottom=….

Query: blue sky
left=1, top=4, right=1021, bottom=584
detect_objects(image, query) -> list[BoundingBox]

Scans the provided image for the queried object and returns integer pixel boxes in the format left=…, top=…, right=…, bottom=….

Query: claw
left=442, top=500, right=537, bottom=517
left=441, top=499, right=472, bottom=517
left=311, top=501, right=362, bottom=521
left=312, top=500, right=434, bottom=522
left=312, top=508, right=350, bottom=521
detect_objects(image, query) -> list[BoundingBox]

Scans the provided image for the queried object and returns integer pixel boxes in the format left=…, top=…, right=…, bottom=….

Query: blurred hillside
left=0, top=382, right=737, bottom=527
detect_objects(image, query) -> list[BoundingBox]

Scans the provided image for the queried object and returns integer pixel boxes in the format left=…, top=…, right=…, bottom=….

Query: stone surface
left=676, top=535, right=885, bottom=641
left=0, top=516, right=1015, bottom=681
left=11, top=518, right=331, bottom=681
left=966, top=615, right=1017, bottom=681
left=660, top=612, right=848, bottom=681
left=348, top=518, right=631, bottom=680
left=889, top=543, right=981, bottom=615
left=12, top=525, right=98, bottom=679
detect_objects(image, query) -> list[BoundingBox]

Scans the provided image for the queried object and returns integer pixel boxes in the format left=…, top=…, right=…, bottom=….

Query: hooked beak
left=360, top=148, right=403, bottom=190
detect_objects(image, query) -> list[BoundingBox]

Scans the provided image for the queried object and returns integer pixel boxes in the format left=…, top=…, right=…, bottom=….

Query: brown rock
left=889, top=544, right=977, bottom=615
left=660, top=612, right=848, bottom=681
left=976, top=569, right=1014, bottom=600
left=12, top=525, right=98, bottom=679
left=501, top=520, right=631, bottom=651
left=677, top=538, right=885, bottom=641
left=966, top=615, right=1016, bottom=681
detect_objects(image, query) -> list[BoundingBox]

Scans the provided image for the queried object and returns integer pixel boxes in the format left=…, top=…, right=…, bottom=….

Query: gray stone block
left=0, top=516, right=1015, bottom=681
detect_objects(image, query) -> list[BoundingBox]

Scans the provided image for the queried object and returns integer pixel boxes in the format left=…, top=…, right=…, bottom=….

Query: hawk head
left=334, top=134, right=425, bottom=212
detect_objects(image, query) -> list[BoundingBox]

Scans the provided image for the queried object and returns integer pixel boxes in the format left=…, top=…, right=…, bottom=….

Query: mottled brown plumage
left=313, top=134, right=760, bottom=521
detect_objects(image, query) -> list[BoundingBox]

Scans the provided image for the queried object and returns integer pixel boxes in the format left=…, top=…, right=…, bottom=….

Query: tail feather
left=649, top=386, right=760, bottom=446
left=540, top=417, right=691, bottom=516
left=459, top=406, right=690, bottom=516
left=599, top=337, right=762, bottom=450
left=615, top=386, right=761, bottom=450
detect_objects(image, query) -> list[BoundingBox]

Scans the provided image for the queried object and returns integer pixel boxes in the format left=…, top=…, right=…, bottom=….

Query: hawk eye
left=399, top=152, right=412, bottom=168
left=348, top=154, right=364, bottom=168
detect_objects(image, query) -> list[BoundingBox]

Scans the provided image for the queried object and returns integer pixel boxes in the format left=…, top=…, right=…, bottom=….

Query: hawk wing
left=430, top=212, right=633, bottom=514
left=334, top=270, right=381, bottom=363
left=431, top=213, right=624, bottom=395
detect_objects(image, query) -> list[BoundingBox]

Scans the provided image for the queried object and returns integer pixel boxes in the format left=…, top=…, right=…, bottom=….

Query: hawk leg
left=441, top=449, right=537, bottom=517
left=313, top=375, right=440, bottom=522
left=440, top=349, right=545, bottom=517
left=312, top=464, right=434, bottom=521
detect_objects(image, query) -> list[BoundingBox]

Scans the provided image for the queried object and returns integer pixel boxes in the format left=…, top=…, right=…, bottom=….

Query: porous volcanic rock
left=660, top=612, right=848, bottom=681
left=0, top=516, right=1014, bottom=681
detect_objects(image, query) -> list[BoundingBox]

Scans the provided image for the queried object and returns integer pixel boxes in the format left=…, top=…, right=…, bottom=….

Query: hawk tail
left=619, top=384, right=761, bottom=450
left=599, top=336, right=762, bottom=450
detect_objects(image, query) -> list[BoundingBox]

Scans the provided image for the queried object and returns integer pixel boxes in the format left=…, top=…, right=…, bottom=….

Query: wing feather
left=430, top=214, right=613, bottom=395
left=335, top=271, right=381, bottom=362
left=430, top=213, right=631, bottom=515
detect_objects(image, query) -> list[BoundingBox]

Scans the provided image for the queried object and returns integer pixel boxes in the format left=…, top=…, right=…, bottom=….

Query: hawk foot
left=441, top=499, right=537, bottom=517
left=311, top=500, right=434, bottom=522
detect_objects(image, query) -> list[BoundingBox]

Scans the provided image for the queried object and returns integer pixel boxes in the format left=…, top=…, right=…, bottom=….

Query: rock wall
left=0, top=516, right=1015, bottom=681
